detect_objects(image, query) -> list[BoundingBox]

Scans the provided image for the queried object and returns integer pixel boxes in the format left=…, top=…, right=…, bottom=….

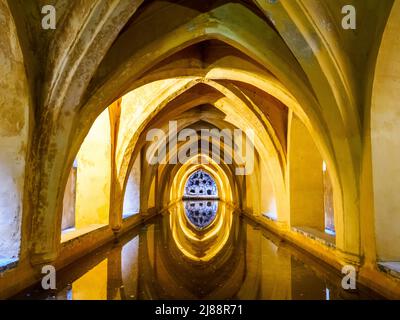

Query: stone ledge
left=61, top=224, right=107, bottom=243
left=123, top=212, right=139, bottom=219
left=378, top=262, right=400, bottom=280
left=0, top=258, right=18, bottom=273
left=292, top=226, right=336, bottom=249
left=262, top=213, right=277, bottom=222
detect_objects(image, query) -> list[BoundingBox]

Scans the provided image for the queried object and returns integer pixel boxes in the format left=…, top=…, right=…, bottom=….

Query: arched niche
left=61, top=108, right=111, bottom=238
left=288, top=113, right=336, bottom=243
left=123, top=153, right=141, bottom=218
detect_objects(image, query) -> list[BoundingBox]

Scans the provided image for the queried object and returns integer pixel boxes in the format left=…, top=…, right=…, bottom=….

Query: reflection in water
left=184, top=201, right=218, bottom=230
left=15, top=202, right=381, bottom=300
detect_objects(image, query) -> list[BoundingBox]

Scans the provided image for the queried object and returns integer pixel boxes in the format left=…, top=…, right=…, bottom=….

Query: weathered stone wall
left=0, top=0, right=29, bottom=263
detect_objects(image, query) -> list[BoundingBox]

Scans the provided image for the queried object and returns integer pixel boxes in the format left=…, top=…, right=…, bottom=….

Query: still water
left=16, top=201, right=381, bottom=300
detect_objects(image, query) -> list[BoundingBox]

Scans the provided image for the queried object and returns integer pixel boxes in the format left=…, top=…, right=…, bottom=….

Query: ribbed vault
left=1, top=0, right=399, bottom=300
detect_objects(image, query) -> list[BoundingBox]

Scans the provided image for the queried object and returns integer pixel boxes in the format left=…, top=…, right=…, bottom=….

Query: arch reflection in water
left=184, top=201, right=218, bottom=230
left=169, top=201, right=233, bottom=262
left=16, top=201, right=381, bottom=300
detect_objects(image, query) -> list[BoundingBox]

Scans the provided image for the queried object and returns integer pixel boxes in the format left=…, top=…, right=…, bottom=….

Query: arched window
left=184, top=170, right=218, bottom=199
left=123, top=154, right=141, bottom=218
left=61, top=108, right=111, bottom=238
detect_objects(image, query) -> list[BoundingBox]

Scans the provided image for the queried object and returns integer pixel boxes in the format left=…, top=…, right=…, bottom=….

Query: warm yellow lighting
left=169, top=202, right=233, bottom=262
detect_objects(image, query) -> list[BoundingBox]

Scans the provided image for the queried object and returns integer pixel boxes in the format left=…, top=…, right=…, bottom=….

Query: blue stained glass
left=184, top=170, right=218, bottom=198
left=184, top=200, right=218, bottom=229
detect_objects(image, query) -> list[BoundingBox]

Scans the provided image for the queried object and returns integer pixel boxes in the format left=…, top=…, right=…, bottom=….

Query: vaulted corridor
left=1, top=0, right=400, bottom=300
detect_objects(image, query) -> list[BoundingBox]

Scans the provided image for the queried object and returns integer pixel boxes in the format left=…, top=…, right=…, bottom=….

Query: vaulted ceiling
left=0, top=0, right=394, bottom=269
